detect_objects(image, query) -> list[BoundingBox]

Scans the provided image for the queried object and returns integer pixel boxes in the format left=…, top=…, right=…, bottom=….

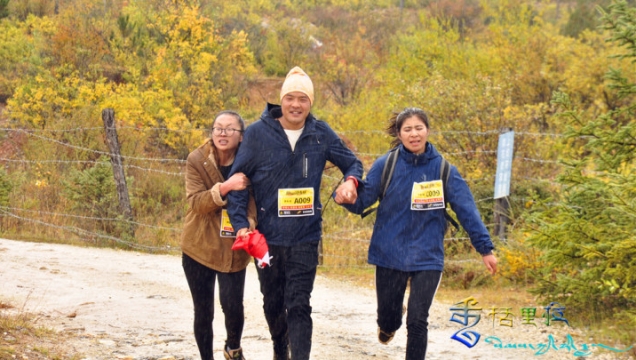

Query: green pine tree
left=525, top=0, right=636, bottom=339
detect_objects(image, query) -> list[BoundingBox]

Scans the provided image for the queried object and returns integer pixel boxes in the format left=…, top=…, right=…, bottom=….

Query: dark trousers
left=376, top=266, right=442, bottom=360
left=182, top=253, right=246, bottom=360
left=255, top=242, right=319, bottom=360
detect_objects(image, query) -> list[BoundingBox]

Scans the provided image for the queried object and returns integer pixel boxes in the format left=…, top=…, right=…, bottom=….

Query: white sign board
left=494, top=131, right=514, bottom=199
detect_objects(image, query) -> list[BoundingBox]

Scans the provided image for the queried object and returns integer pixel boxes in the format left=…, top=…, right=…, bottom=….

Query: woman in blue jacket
left=336, top=107, right=497, bottom=360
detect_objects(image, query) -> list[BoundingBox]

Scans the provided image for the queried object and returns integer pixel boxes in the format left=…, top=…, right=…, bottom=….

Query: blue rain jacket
left=228, top=104, right=363, bottom=246
left=342, top=143, right=494, bottom=272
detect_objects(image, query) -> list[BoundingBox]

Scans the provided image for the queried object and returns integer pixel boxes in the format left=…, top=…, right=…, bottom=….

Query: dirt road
left=1, top=238, right=631, bottom=359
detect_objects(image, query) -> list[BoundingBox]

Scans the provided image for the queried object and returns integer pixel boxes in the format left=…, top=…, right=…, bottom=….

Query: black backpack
left=361, top=147, right=460, bottom=231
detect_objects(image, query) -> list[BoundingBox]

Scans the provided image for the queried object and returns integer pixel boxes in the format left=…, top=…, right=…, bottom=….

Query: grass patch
left=0, top=300, right=81, bottom=360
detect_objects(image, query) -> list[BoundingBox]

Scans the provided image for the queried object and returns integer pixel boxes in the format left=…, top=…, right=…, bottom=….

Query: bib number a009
left=278, top=187, right=314, bottom=217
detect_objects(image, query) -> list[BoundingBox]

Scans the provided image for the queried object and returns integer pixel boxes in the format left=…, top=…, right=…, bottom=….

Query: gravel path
left=1, top=238, right=633, bottom=359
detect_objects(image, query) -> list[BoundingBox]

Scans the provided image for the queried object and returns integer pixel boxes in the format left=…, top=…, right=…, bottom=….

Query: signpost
left=494, top=130, right=514, bottom=240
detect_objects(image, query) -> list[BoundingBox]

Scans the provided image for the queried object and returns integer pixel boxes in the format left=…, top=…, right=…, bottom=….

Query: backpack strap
left=440, top=158, right=460, bottom=231
left=380, top=147, right=399, bottom=200
left=361, top=147, right=399, bottom=218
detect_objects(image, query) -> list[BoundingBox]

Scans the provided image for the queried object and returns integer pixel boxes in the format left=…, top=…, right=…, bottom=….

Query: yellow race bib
left=411, top=180, right=445, bottom=210
left=278, top=187, right=315, bottom=217
left=220, top=209, right=235, bottom=237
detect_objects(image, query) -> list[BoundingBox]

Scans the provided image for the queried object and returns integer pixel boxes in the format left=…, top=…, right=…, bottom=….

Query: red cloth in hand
left=231, top=230, right=271, bottom=268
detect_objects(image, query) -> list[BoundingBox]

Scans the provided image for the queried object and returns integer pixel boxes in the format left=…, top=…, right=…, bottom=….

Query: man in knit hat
left=227, top=66, right=362, bottom=360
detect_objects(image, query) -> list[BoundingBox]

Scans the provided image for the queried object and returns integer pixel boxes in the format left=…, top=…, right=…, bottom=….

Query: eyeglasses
left=212, top=127, right=242, bottom=136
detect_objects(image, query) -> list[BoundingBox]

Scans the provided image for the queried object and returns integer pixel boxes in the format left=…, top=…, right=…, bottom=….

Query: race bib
left=411, top=180, right=445, bottom=210
left=220, top=209, right=235, bottom=237
left=278, top=187, right=314, bottom=217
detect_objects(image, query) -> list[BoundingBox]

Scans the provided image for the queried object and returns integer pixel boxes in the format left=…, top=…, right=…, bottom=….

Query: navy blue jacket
left=228, top=104, right=363, bottom=246
left=342, top=143, right=494, bottom=272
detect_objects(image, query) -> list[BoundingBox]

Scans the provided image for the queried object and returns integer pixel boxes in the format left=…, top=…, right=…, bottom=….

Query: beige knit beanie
left=280, top=66, right=314, bottom=105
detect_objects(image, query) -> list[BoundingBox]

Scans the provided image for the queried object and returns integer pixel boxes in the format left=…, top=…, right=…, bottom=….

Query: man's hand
left=334, top=179, right=358, bottom=204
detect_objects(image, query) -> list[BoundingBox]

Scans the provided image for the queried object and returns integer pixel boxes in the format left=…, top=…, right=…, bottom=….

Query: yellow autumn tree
left=8, top=0, right=256, bottom=156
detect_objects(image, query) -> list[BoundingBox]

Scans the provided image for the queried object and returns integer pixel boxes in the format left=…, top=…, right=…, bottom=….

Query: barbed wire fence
left=0, top=115, right=571, bottom=269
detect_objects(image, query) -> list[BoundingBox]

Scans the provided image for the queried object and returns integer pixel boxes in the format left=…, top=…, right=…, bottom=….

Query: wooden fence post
left=494, top=196, right=510, bottom=241
left=102, top=108, right=135, bottom=236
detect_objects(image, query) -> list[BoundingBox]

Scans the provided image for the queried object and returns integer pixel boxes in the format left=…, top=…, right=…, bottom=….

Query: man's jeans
left=255, top=241, right=319, bottom=360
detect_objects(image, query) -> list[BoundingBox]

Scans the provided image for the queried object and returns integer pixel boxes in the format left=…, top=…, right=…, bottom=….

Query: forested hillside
left=0, top=0, right=634, bottom=350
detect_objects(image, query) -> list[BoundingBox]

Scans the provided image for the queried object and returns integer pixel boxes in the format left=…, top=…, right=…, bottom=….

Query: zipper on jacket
left=303, top=153, right=308, bottom=178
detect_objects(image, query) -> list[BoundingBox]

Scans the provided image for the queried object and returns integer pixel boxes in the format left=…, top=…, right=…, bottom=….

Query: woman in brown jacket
left=181, top=110, right=257, bottom=360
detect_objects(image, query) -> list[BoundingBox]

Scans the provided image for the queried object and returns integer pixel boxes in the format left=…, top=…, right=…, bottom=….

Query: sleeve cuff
left=210, top=183, right=227, bottom=206
left=345, top=176, right=359, bottom=188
